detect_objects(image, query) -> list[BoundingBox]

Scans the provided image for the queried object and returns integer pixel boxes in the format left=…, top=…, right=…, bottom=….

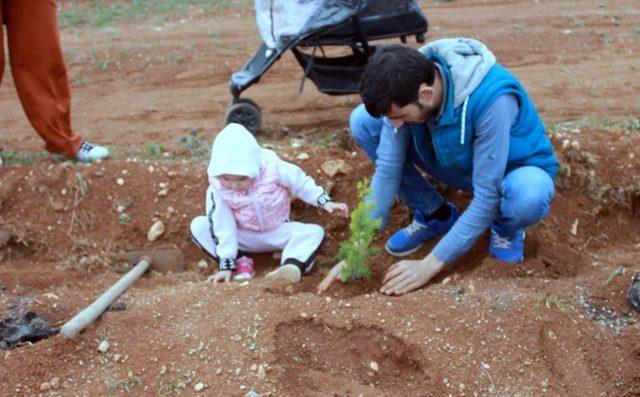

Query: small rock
left=320, top=159, right=347, bottom=177
left=0, top=230, right=11, bottom=247
left=257, top=365, right=265, bottom=379
left=147, top=220, right=165, bottom=241
left=40, top=382, right=51, bottom=391
left=369, top=361, right=379, bottom=372
left=296, top=152, right=309, bottom=161
left=113, top=354, right=122, bottom=362
left=194, top=382, right=204, bottom=392
left=116, top=178, right=125, bottom=186
left=116, top=205, right=126, bottom=213
left=245, top=391, right=260, bottom=397
left=158, top=188, right=169, bottom=196
left=50, top=377, right=60, bottom=389
left=196, top=260, right=209, bottom=271
left=109, top=301, right=127, bottom=311
left=627, top=273, right=640, bottom=311
left=98, top=340, right=110, bottom=353
left=541, top=379, right=549, bottom=389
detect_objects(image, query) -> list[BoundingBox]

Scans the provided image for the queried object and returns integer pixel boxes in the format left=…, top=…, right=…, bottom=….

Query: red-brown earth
left=1, top=0, right=639, bottom=396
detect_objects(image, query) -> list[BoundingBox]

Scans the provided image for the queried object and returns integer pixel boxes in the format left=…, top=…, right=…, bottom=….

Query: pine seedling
left=338, top=178, right=382, bottom=282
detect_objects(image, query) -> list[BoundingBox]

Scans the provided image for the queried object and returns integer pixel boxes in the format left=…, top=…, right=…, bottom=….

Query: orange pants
left=1, top=0, right=82, bottom=156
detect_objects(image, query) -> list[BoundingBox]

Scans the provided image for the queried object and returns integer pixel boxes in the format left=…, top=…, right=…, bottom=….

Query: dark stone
left=627, top=273, right=640, bottom=312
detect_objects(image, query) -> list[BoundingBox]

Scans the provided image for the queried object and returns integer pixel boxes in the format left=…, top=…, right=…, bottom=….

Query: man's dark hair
left=359, top=45, right=436, bottom=118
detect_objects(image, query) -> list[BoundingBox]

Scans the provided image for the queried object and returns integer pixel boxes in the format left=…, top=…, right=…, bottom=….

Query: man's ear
left=418, top=83, right=435, bottom=103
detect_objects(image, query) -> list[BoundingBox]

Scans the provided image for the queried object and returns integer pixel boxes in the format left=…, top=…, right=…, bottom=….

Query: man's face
left=386, top=100, right=433, bottom=129
left=385, top=83, right=438, bottom=129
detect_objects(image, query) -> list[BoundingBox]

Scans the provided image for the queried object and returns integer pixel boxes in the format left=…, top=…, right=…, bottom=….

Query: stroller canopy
left=256, top=0, right=424, bottom=50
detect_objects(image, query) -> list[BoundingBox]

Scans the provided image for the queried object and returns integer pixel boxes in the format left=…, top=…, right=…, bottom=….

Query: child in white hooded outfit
left=190, top=123, right=349, bottom=284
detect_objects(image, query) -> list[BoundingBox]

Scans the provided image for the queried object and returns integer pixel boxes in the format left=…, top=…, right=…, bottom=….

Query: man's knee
left=502, top=167, right=554, bottom=225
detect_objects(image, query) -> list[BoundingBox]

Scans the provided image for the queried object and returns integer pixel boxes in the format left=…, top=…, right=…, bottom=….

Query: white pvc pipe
left=60, top=259, right=150, bottom=338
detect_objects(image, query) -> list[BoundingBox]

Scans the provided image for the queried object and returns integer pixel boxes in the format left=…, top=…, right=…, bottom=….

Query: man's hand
left=380, top=253, right=445, bottom=296
left=322, top=202, right=349, bottom=218
left=206, top=270, right=232, bottom=284
left=317, top=260, right=346, bottom=294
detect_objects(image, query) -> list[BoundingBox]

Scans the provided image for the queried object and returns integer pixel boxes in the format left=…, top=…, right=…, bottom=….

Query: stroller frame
left=226, top=2, right=429, bottom=134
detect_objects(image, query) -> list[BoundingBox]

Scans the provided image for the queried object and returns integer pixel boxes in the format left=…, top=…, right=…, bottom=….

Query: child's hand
left=317, top=260, right=346, bottom=294
left=323, top=202, right=349, bottom=218
left=206, top=270, right=232, bottom=284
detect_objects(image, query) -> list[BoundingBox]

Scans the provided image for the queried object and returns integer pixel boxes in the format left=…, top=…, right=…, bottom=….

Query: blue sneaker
left=385, top=203, right=458, bottom=256
left=489, top=222, right=525, bottom=263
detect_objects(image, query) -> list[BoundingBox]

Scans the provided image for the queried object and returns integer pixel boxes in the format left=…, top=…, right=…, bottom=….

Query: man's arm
left=432, top=94, right=518, bottom=263
left=367, top=121, right=411, bottom=229
left=379, top=94, right=518, bottom=295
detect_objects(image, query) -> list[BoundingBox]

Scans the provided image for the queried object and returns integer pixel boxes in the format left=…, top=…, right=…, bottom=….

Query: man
left=0, top=0, right=109, bottom=167
left=318, top=38, right=557, bottom=296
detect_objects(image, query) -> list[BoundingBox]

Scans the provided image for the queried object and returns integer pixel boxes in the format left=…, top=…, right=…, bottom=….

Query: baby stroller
left=226, top=0, right=429, bottom=134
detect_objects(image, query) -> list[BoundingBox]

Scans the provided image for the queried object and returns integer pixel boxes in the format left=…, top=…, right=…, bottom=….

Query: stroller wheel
left=226, top=99, right=262, bottom=135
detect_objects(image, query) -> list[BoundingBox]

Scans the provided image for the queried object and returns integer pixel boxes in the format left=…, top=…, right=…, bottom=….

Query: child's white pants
left=190, top=217, right=324, bottom=272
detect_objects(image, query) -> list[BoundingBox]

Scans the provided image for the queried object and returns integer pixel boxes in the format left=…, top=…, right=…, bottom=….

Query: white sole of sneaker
left=233, top=272, right=255, bottom=280
left=265, top=264, right=301, bottom=283
left=384, top=243, right=424, bottom=257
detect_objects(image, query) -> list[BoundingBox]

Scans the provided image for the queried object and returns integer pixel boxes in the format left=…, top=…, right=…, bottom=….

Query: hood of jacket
left=208, top=123, right=262, bottom=179
left=419, top=37, right=496, bottom=108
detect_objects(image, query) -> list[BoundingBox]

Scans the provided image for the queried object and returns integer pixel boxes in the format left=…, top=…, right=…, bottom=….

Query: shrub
left=338, top=178, right=381, bottom=282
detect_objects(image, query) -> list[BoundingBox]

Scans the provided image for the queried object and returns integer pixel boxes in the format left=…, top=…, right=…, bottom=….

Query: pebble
left=116, top=178, right=125, bottom=186
left=113, top=354, right=122, bottom=362
left=296, top=152, right=309, bottom=161
left=40, top=382, right=51, bottom=391
left=98, top=340, right=110, bottom=353
left=196, top=260, right=209, bottom=270
left=246, top=391, right=260, bottom=397
left=257, top=365, right=265, bottom=379
left=369, top=361, right=379, bottom=372
left=194, top=382, right=204, bottom=391
left=147, top=220, right=165, bottom=241
left=50, top=377, right=59, bottom=389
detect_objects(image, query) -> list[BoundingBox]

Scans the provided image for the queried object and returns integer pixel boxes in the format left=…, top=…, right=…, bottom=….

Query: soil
left=1, top=0, right=639, bottom=396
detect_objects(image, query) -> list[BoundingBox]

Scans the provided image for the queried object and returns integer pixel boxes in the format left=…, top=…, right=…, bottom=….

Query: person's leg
left=189, top=216, right=219, bottom=261
left=490, top=166, right=554, bottom=262
left=1, top=0, right=6, bottom=157
left=256, top=222, right=324, bottom=283
left=5, top=0, right=106, bottom=160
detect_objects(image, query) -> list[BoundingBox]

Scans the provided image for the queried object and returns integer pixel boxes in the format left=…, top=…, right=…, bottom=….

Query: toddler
left=190, top=123, right=348, bottom=284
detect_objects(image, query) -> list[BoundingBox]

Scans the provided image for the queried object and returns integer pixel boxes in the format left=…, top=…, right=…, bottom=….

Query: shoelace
left=405, top=220, right=427, bottom=235
left=79, top=141, right=95, bottom=154
left=491, top=229, right=512, bottom=249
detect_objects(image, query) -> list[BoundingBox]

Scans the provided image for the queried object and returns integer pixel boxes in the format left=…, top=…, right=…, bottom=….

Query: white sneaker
left=265, top=264, right=301, bottom=284
left=75, top=141, right=109, bottom=162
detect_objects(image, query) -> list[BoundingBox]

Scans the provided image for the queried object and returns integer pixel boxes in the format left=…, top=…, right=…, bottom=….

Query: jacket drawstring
left=460, top=96, right=469, bottom=145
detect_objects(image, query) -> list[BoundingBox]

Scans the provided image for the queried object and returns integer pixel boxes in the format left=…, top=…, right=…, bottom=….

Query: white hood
left=419, top=37, right=496, bottom=108
left=208, top=123, right=262, bottom=179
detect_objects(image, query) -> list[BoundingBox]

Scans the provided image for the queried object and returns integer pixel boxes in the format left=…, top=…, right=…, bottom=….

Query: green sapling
left=338, top=178, right=382, bottom=282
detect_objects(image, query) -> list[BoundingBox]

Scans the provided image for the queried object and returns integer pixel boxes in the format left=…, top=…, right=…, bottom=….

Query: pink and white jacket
left=206, top=123, right=330, bottom=262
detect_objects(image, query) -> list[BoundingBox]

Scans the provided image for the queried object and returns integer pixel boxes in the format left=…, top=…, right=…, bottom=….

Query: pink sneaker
left=233, top=257, right=255, bottom=280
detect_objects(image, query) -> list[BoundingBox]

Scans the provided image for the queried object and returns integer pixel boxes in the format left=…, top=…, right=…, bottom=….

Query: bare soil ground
left=1, top=0, right=639, bottom=396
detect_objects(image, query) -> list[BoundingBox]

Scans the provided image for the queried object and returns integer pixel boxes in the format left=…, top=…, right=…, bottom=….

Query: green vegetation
left=179, top=129, right=209, bottom=159
left=548, top=117, right=640, bottom=137
left=58, top=0, right=250, bottom=29
left=338, top=178, right=382, bottom=282
left=0, top=150, right=46, bottom=166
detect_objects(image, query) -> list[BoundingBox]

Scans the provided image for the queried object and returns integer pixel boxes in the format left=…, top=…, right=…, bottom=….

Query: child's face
left=219, top=174, right=252, bottom=191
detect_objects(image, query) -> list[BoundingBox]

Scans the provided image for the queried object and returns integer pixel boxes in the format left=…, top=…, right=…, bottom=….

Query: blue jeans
left=350, top=103, right=553, bottom=235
